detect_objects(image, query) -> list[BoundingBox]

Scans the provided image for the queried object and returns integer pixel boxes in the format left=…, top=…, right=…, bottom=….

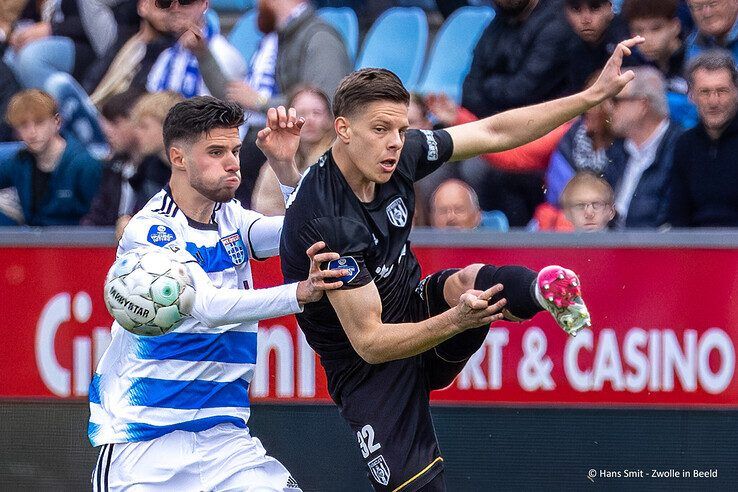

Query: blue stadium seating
left=414, top=6, right=495, bottom=101
left=205, top=9, right=221, bottom=35
left=227, top=9, right=263, bottom=65
left=318, top=7, right=359, bottom=62
left=355, top=7, right=428, bottom=88
left=0, top=142, right=24, bottom=163
left=481, top=210, right=510, bottom=232
left=209, top=0, right=253, bottom=13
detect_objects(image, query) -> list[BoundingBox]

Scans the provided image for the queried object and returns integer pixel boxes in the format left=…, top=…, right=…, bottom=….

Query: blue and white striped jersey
left=89, top=187, right=301, bottom=446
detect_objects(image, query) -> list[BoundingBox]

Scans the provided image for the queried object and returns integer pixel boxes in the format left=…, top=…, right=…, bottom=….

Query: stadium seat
left=355, top=7, right=428, bottom=88
left=414, top=6, right=495, bottom=101
left=481, top=210, right=510, bottom=232
left=209, top=0, right=253, bottom=13
left=318, top=7, right=359, bottom=62
left=205, top=9, right=221, bottom=35
left=227, top=9, right=263, bottom=65
left=0, top=142, right=24, bottom=163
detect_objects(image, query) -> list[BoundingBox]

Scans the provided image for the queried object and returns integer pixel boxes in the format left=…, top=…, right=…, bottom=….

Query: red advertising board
left=1, top=245, right=736, bottom=407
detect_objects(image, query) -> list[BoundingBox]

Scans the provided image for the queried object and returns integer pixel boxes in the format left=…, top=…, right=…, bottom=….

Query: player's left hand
left=296, top=241, right=348, bottom=304
left=589, top=36, right=644, bottom=102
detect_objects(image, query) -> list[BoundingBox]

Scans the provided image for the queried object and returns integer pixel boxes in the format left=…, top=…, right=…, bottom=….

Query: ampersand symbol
left=518, top=327, right=555, bottom=391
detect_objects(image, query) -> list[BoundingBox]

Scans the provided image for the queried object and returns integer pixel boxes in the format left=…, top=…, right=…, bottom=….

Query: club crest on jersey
left=386, top=197, right=408, bottom=227
left=327, top=256, right=360, bottom=283
left=221, top=232, right=246, bottom=265
left=147, top=225, right=176, bottom=246
left=368, top=455, right=391, bottom=486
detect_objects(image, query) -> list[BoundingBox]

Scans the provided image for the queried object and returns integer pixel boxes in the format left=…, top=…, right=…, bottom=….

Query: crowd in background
left=1, top=0, right=737, bottom=232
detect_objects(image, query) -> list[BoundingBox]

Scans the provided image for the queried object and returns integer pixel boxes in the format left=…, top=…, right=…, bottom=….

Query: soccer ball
left=103, top=246, right=195, bottom=336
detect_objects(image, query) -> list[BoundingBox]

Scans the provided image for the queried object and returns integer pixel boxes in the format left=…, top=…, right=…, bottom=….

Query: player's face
left=563, top=185, right=614, bottom=231
left=14, top=115, right=60, bottom=154
left=628, top=17, right=681, bottom=62
left=293, top=92, right=333, bottom=145
left=565, top=2, right=614, bottom=44
left=430, top=183, right=481, bottom=229
left=186, top=126, right=242, bottom=202
left=343, top=101, right=409, bottom=185
left=690, top=68, right=738, bottom=133
left=690, top=0, right=738, bottom=38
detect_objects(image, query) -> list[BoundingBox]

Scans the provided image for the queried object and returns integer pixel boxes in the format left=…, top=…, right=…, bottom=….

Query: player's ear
left=169, top=145, right=186, bottom=171
left=335, top=116, right=351, bottom=143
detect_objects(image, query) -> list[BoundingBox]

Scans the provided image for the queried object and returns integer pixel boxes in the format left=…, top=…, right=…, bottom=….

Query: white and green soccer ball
left=103, top=246, right=195, bottom=336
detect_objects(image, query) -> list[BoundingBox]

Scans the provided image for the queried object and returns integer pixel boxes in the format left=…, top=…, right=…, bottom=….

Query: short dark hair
left=565, top=0, right=611, bottom=9
left=100, top=89, right=144, bottom=121
left=686, top=49, right=738, bottom=89
left=163, top=96, right=244, bottom=150
left=333, top=68, right=410, bottom=118
left=621, top=0, right=678, bottom=22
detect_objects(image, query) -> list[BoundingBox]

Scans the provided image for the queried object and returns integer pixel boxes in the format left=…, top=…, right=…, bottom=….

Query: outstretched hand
left=589, top=36, right=645, bottom=103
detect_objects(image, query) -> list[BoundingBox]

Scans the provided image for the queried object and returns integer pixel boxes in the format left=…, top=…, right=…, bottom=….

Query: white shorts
left=91, top=423, right=301, bottom=492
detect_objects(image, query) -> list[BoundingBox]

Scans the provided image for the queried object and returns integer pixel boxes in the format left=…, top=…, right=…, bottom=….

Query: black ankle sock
left=474, top=264, right=541, bottom=320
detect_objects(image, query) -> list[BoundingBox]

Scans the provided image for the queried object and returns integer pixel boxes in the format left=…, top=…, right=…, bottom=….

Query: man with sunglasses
left=147, top=0, right=246, bottom=99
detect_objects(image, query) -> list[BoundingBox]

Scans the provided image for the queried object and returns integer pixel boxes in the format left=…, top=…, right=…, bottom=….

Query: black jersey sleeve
left=400, top=129, right=454, bottom=182
left=299, top=217, right=373, bottom=289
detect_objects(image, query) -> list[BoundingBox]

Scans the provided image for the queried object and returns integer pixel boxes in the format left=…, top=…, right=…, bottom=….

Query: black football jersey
left=280, top=129, right=454, bottom=400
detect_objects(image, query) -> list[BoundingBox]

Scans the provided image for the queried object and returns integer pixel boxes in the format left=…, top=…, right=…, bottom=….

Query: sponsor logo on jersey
left=386, top=197, right=408, bottom=228
left=327, top=256, right=360, bottom=283
left=420, top=129, right=438, bottom=161
left=221, top=232, right=246, bottom=265
left=147, top=225, right=176, bottom=246
left=368, top=455, right=391, bottom=486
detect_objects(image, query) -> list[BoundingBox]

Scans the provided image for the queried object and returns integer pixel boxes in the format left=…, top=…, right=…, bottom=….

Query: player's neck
left=169, top=178, right=215, bottom=224
left=333, top=145, right=376, bottom=202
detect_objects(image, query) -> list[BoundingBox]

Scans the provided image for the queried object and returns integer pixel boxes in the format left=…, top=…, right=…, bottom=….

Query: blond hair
left=5, top=89, right=58, bottom=128
left=131, top=91, right=184, bottom=124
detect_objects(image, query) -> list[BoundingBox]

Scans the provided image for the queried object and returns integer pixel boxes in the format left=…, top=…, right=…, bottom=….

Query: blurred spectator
left=9, top=0, right=121, bottom=89
left=669, top=49, right=738, bottom=226
left=604, top=66, right=682, bottom=228
left=622, top=0, right=698, bottom=128
left=408, top=93, right=434, bottom=130
left=127, top=91, right=183, bottom=214
left=227, top=0, right=351, bottom=110
left=85, top=0, right=174, bottom=107
left=462, top=0, right=578, bottom=117
left=80, top=90, right=142, bottom=226
left=546, top=71, right=616, bottom=205
left=0, top=60, right=21, bottom=141
left=0, top=0, right=26, bottom=56
left=228, top=0, right=351, bottom=209
left=559, top=170, right=615, bottom=230
left=147, top=0, right=246, bottom=99
left=422, top=92, right=569, bottom=226
left=252, top=86, right=335, bottom=215
left=564, top=0, right=641, bottom=93
left=685, top=0, right=738, bottom=60
left=0, top=89, right=101, bottom=225
left=429, top=179, right=482, bottom=229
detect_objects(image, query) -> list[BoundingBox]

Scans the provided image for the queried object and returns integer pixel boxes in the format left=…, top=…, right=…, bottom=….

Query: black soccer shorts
left=339, top=269, right=460, bottom=491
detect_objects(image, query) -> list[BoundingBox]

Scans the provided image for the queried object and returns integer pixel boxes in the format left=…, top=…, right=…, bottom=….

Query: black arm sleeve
left=401, top=129, right=454, bottom=182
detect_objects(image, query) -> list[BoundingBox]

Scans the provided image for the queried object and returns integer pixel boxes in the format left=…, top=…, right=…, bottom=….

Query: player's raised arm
left=256, top=105, right=305, bottom=188
left=446, top=36, right=644, bottom=161
left=326, top=282, right=506, bottom=364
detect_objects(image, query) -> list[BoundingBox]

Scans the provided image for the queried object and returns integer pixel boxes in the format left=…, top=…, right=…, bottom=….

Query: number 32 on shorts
left=357, top=424, right=381, bottom=458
